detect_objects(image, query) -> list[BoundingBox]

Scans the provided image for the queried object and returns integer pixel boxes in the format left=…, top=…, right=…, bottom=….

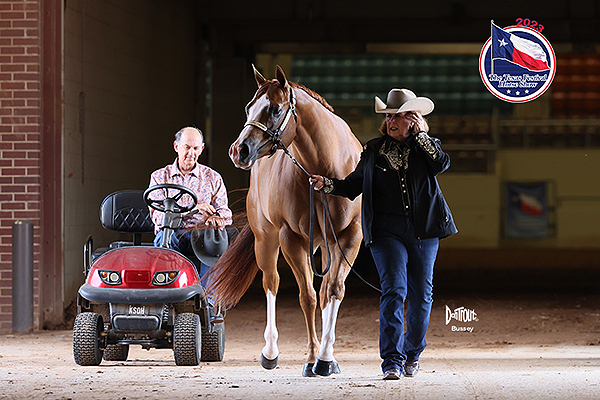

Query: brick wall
left=0, top=0, right=42, bottom=333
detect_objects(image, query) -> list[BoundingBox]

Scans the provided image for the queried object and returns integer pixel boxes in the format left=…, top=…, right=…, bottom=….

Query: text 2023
left=516, top=18, right=544, bottom=32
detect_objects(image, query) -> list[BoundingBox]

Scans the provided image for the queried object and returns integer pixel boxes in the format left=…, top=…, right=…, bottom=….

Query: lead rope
left=277, top=145, right=331, bottom=277
left=309, top=182, right=331, bottom=277
left=274, top=129, right=380, bottom=290
left=308, top=181, right=381, bottom=293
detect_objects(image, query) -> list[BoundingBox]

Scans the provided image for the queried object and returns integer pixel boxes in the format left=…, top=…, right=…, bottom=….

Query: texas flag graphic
left=491, top=23, right=550, bottom=72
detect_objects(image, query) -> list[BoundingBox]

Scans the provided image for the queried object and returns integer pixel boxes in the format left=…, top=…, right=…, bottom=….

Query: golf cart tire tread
left=201, top=322, right=225, bottom=362
left=173, top=313, right=201, bottom=366
left=103, top=344, right=129, bottom=361
left=73, top=312, right=104, bottom=366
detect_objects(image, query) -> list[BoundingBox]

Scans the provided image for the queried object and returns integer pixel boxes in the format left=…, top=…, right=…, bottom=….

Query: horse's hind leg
left=312, top=272, right=345, bottom=376
left=314, top=295, right=342, bottom=372
left=255, top=233, right=281, bottom=369
left=314, top=227, right=361, bottom=376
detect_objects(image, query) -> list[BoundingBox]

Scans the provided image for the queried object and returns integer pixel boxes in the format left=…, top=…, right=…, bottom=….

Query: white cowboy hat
left=374, top=88, right=434, bottom=115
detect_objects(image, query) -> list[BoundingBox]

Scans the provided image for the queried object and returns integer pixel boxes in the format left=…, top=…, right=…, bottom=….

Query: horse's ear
left=275, top=65, right=288, bottom=88
left=253, top=64, right=267, bottom=87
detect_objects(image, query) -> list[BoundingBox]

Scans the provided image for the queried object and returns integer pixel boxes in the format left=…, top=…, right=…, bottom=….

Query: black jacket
left=328, top=134, right=458, bottom=245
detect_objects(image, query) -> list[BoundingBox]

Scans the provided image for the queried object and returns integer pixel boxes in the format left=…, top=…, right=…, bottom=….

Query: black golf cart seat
left=90, top=190, right=155, bottom=261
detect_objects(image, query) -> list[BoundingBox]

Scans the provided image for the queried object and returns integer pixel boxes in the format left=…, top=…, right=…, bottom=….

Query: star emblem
left=525, top=90, right=530, bottom=94
left=498, top=38, right=508, bottom=47
left=507, top=89, right=511, bottom=94
left=516, top=91, right=520, bottom=95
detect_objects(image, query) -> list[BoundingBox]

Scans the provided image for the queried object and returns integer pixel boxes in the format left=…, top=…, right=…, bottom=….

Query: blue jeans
left=154, top=230, right=211, bottom=290
left=369, top=213, right=439, bottom=373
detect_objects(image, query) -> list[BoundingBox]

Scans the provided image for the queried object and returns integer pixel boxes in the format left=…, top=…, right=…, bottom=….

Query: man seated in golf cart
left=148, top=126, right=233, bottom=285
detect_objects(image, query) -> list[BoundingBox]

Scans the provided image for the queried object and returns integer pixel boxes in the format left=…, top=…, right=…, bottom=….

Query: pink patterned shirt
left=148, top=159, right=233, bottom=233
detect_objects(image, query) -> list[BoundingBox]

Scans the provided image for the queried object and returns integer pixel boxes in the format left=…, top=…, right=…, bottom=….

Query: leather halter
left=243, top=86, right=298, bottom=158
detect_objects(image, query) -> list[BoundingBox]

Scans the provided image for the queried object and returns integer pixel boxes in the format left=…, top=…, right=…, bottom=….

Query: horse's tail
left=206, top=222, right=259, bottom=309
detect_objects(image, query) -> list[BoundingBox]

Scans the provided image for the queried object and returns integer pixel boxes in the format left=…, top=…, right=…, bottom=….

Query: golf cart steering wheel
left=143, top=184, right=198, bottom=214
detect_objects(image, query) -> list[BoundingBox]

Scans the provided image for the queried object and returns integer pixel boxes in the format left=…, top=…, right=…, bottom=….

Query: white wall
left=439, top=174, right=501, bottom=248
left=498, top=149, right=600, bottom=248
left=439, top=149, right=600, bottom=249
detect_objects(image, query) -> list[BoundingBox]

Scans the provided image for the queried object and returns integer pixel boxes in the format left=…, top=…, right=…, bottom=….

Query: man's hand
left=205, top=215, right=227, bottom=229
left=195, top=203, right=217, bottom=216
left=194, top=203, right=227, bottom=229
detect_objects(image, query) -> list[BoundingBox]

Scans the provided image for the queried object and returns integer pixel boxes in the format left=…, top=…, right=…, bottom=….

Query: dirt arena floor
left=1, top=277, right=600, bottom=399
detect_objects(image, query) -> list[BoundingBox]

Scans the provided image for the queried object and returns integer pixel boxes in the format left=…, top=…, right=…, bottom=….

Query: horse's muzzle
left=229, top=142, right=254, bottom=170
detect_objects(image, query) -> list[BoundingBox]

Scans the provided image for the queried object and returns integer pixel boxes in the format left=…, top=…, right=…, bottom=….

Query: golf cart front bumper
left=78, top=283, right=206, bottom=304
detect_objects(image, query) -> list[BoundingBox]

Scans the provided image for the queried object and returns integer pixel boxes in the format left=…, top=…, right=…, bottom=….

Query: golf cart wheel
left=103, top=344, right=129, bottom=361
left=201, top=321, right=225, bottom=362
left=73, top=312, right=104, bottom=366
left=173, top=313, right=201, bottom=366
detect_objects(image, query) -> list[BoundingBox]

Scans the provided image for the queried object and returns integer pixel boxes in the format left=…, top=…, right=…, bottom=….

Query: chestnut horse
left=209, top=65, right=362, bottom=376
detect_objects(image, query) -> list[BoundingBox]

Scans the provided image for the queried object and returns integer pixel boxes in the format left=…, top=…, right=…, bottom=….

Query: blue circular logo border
left=479, top=25, right=556, bottom=103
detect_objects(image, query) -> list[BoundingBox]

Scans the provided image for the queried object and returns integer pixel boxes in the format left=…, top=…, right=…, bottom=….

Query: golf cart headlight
left=152, top=271, right=179, bottom=286
left=98, top=270, right=122, bottom=285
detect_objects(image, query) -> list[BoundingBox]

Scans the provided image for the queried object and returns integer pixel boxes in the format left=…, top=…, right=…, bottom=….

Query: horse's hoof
left=260, top=354, right=278, bottom=370
left=312, top=359, right=340, bottom=376
left=302, top=363, right=317, bottom=377
left=332, top=361, right=341, bottom=374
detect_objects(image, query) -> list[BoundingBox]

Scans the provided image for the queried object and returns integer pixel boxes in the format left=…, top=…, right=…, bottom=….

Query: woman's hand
left=407, top=111, right=425, bottom=134
left=309, top=175, right=325, bottom=191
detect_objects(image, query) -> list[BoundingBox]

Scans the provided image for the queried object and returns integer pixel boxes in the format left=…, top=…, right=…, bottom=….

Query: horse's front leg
left=280, top=227, right=320, bottom=376
left=260, top=289, right=279, bottom=369
left=255, top=234, right=281, bottom=370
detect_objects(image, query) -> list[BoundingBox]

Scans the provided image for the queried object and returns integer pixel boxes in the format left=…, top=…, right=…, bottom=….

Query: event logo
left=479, top=20, right=556, bottom=103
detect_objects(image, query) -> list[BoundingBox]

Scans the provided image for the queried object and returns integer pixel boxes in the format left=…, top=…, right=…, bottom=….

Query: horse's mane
left=249, top=80, right=335, bottom=113
left=290, top=82, right=335, bottom=113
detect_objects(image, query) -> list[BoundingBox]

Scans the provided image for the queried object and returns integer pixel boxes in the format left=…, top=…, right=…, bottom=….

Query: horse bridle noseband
left=244, top=86, right=298, bottom=158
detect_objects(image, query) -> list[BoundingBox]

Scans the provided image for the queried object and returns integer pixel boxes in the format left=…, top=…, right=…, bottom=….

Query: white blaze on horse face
left=317, top=298, right=342, bottom=362
left=262, top=290, right=279, bottom=360
left=230, top=96, right=273, bottom=169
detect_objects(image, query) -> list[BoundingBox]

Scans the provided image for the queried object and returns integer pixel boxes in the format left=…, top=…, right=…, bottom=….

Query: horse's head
left=229, top=65, right=297, bottom=170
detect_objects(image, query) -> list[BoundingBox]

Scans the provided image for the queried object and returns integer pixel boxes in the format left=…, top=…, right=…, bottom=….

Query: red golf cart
left=73, top=184, right=224, bottom=366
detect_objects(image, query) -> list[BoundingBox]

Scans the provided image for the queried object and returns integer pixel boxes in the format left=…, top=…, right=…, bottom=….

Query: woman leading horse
left=207, top=65, right=363, bottom=376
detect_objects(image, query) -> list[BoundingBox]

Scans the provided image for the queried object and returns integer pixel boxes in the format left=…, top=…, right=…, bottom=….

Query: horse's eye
left=270, top=104, right=282, bottom=117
